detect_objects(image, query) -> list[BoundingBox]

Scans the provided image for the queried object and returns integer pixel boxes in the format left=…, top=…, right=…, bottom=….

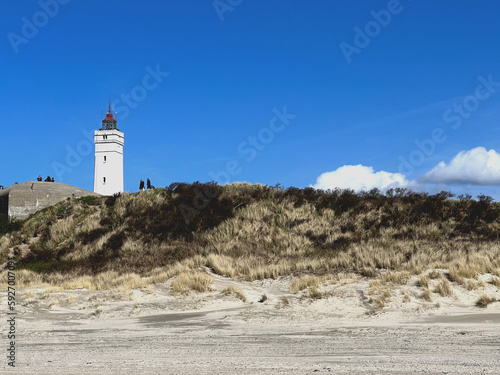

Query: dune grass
left=222, top=286, right=247, bottom=302
left=421, top=288, right=433, bottom=302
left=290, top=275, right=326, bottom=292
left=476, top=294, right=497, bottom=308
left=435, top=279, right=453, bottom=297
left=490, top=276, right=500, bottom=287
left=418, top=274, right=429, bottom=289
left=171, top=272, right=213, bottom=295
left=0, top=183, right=499, bottom=291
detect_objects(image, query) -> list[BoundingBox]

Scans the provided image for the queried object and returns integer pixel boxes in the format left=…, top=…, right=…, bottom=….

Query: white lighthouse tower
left=93, top=103, right=124, bottom=195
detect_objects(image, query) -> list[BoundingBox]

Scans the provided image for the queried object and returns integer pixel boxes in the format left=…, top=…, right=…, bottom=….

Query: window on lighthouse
left=103, top=177, right=106, bottom=184
left=104, top=156, right=107, bottom=163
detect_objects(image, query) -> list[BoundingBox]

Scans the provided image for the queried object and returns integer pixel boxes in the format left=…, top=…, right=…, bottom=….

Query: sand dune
left=1, top=273, right=499, bottom=374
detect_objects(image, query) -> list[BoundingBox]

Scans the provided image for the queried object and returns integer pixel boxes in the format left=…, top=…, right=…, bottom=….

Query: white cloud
left=312, top=165, right=409, bottom=191
left=421, top=147, right=500, bottom=185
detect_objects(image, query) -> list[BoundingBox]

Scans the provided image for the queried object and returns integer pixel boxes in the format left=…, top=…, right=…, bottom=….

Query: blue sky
left=2, top=0, right=500, bottom=199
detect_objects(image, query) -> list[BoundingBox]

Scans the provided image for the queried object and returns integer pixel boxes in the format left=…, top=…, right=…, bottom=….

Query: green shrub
left=77, top=196, right=99, bottom=205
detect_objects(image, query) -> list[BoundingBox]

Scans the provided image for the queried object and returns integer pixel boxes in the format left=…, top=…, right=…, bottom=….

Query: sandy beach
left=2, top=273, right=499, bottom=374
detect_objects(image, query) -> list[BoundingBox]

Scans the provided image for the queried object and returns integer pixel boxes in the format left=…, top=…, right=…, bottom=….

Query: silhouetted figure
left=139, top=179, right=145, bottom=191
left=147, top=178, right=151, bottom=190
left=45, top=176, right=51, bottom=182
left=51, top=177, right=55, bottom=182
left=37, top=175, right=42, bottom=181
left=0, top=185, right=4, bottom=190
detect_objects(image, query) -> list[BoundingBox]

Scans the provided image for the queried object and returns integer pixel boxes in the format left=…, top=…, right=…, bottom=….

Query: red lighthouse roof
left=101, top=101, right=118, bottom=130
left=103, top=111, right=117, bottom=122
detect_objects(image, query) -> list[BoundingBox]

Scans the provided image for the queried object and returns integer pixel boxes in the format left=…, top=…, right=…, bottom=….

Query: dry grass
left=476, top=294, right=496, bottom=308
left=380, top=271, right=410, bottom=285
left=465, top=279, right=485, bottom=291
left=490, top=276, right=500, bottom=287
left=359, top=267, right=378, bottom=278
left=334, top=272, right=361, bottom=283
left=368, top=279, right=392, bottom=307
left=476, top=294, right=497, bottom=307
left=171, top=272, right=213, bottom=295
left=1, top=184, right=500, bottom=291
left=290, top=275, right=320, bottom=291
left=435, top=279, right=453, bottom=297
left=421, top=288, right=433, bottom=302
left=368, top=279, right=382, bottom=292
left=0, top=263, right=196, bottom=291
left=61, top=272, right=150, bottom=290
left=290, top=275, right=331, bottom=292
left=448, top=265, right=476, bottom=284
left=418, top=274, right=429, bottom=289
left=428, top=269, right=441, bottom=279
left=206, top=254, right=236, bottom=278
left=280, top=296, right=290, bottom=306
left=22, top=290, right=34, bottom=299
left=307, top=288, right=323, bottom=300
left=377, top=289, right=392, bottom=307
left=222, top=286, right=246, bottom=302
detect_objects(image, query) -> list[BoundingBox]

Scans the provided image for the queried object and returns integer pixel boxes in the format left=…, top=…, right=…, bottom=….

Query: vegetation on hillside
left=0, top=213, right=22, bottom=236
left=0, top=183, right=499, bottom=290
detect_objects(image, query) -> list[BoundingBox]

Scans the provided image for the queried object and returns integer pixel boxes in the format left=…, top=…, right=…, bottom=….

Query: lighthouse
left=93, top=104, right=124, bottom=195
